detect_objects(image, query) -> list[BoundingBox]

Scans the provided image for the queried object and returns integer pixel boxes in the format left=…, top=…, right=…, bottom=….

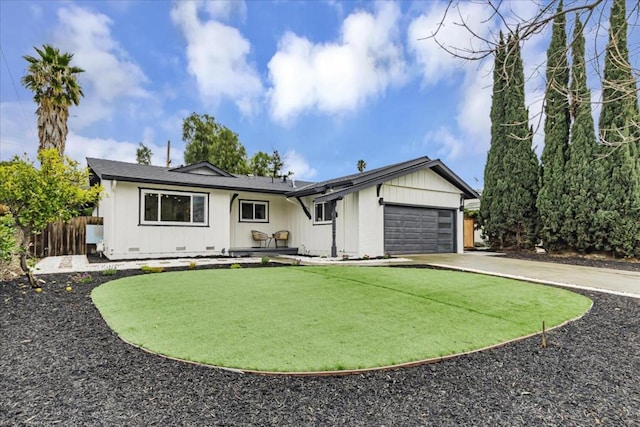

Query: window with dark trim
left=140, top=189, right=208, bottom=226
left=239, top=200, right=269, bottom=223
left=314, top=201, right=332, bottom=223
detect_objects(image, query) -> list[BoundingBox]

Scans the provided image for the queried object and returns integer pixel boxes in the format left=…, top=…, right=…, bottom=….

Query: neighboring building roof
left=87, top=158, right=310, bottom=194
left=289, top=156, right=480, bottom=201
left=86, top=156, right=479, bottom=200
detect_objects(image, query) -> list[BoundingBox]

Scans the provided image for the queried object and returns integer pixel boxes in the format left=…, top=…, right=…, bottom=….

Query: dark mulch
left=501, top=251, right=640, bottom=273
left=2, top=265, right=639, bottom=426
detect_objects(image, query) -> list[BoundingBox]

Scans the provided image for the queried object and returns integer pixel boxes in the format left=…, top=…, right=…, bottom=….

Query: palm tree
left=357, top=159, right=367, bottom=173
left=21, top=44, right=84, bottom=156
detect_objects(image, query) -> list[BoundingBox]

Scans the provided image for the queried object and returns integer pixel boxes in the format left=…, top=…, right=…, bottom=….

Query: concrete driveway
left=403, top=253, right=640, bottom=299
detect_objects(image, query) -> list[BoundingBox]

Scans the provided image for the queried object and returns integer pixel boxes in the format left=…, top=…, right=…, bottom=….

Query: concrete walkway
left=33, top=252, right=639, bottom=299
left=403, top=253, right=640, bottom=299
left=33, top=255, right=263, bottom=275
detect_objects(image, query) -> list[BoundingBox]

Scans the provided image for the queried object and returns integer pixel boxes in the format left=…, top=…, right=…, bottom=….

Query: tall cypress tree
left=537, top=0, right=570, bottom=251
left=481, top=34, right=540, bottom=250
left=479, top=33, right=508, bottom=248
left=563, top=16, right=598, bottom=253
left=500, top=35, right=540, bottom=249
left=597, top=0, right=640, bottom=257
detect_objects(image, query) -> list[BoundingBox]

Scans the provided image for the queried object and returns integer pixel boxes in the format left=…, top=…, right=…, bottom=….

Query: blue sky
left=1, top=1, right=638, bottom=187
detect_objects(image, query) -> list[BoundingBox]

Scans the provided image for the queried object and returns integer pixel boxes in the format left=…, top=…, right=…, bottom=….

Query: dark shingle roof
left=86, top=156, right=479, bottom=200
left=288, top=156, right=479, bottom=200
left=87, top=158, right=312, bottom=194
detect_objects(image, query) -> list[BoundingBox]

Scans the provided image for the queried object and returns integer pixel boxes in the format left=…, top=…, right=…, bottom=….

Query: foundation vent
left=128, top=247, right=140, bottom=252
left=205, top=246, right=215, bottom=250
left=176, top=246, right=186, bottom=251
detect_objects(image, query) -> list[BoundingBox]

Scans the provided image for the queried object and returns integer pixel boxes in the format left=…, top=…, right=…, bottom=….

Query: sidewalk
left=34, top=253, right=640, bottom=299
left=404, top=253, right=640, bottom=299
left=33, top=255, right=263, bottom=275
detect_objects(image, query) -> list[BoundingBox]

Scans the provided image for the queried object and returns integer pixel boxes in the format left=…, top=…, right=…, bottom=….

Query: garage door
left=384, top=205, right=455, bottom=254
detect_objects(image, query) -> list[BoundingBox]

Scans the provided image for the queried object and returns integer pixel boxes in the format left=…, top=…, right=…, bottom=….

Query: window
left=141, top=189, right=207, bottom=226
left=239, top=200, right=269, bottom=222
left=314, top=201, right=332, bottom=223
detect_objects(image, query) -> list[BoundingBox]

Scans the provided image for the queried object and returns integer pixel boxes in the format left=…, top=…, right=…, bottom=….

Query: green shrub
left=261, top=256, right=269, bottom=265
left=188, top=261, right=197, bottom=269
left=102, top=267, right=118, bottom=276
left=141, top=265, right=165, bottom=273
left=230, top=263, right=242, bottom=269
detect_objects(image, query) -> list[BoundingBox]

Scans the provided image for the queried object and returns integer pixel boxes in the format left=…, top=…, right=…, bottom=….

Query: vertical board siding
left=30, top=216, right=103, bottom=257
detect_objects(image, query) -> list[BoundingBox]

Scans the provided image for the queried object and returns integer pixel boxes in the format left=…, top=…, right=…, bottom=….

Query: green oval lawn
left=91, top=266, right=591, bottom=373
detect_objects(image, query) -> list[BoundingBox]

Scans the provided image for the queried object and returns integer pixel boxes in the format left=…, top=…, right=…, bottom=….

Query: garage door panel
left=384, top=205, right=455, bottom=254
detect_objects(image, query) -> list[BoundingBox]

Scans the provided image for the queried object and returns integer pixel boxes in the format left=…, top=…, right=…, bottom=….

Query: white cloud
left=203, top=0, right=247, bottom=22
left=284, top=150, right=317, bottom=181
left=408, top=2, right=497, bottom=85
left=171, top=1, right=262, bottom=115
left=66, top=132, right=179, bottom=167
left=424, top=127, right=464, bottom=161
left=455, top=61, right=492, bottom=153
left=409, top=1, right=552, bottom=160
left=267, top=2, right=406, bottom=123
left=54, top=6, right=149, bottom=128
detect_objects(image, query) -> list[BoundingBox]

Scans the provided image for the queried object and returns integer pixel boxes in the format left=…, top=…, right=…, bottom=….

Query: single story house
left=87, top=156, right=479, bottom=260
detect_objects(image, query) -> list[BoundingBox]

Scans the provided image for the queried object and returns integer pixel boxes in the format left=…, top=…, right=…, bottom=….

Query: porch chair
left=273, top=230, right=289, bottom=248
left=251, top=230, right=271, bottom=248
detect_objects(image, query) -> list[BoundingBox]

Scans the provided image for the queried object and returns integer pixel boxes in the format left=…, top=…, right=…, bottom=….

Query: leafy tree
left=595, top=0, right=640, bottom=257
left=0, top=214, right=16, bottom=262
left=357, top=159, right=367, bottom=173
left=21, top=44, right=84, bottom=157
left=182, top=113, right=249, bottom=173
left=562, top=16, right=599, bottom=253
left=249, top=151, right=271, bottom=176
left=0, top=149, right=102, bottom=284
left=136, top=142, right=153, bottom=165
left=537, top=1, right=570, bottom=251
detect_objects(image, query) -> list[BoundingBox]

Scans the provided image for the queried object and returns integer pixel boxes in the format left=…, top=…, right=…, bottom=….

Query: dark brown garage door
left=384, top=205, right=455, bottom=254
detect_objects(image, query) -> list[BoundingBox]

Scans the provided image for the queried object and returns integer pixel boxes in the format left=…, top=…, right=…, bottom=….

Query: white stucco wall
left=287, top=195, right=334, bottom=256
left=96, top=165, right=469, bottom=259
left=357, top=186, right=384, bottom=257
left=98, top=180, right=229, bottom=260
left=229, top=192, right=296, bottom=248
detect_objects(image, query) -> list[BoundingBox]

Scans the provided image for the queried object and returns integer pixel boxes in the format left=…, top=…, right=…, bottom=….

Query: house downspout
left=330, top=200, right=337, bottom=257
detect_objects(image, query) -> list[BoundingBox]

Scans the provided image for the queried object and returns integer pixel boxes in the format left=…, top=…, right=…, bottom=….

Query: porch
left=228, top=247, right=299, bottom=257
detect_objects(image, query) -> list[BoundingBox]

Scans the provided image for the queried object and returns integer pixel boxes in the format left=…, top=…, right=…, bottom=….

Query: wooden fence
left=30, top=216, right=103, bottom=257
left=464, top=217, right=476, bottom=249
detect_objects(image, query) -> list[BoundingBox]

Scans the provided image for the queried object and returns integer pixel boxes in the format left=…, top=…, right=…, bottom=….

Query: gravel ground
left=1, top=265, right=639, bottom=426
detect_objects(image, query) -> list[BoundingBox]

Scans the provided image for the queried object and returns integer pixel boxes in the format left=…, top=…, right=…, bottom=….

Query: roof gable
left=169, top=162, right=234, bottom=177
left=294, top=157, right=479, bottom=202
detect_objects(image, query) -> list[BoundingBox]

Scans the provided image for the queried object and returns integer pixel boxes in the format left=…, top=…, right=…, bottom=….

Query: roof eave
left=98, top=174, right=291, bottom=195
left=314, top=159, right=479, bottom=203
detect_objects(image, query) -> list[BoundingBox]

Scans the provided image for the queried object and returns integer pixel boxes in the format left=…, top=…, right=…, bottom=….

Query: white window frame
left=314, top=201, right=332, bottom=224
left=140, top=189, right=208, bottom=226
left=239, top=200, right=269, bottom=223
